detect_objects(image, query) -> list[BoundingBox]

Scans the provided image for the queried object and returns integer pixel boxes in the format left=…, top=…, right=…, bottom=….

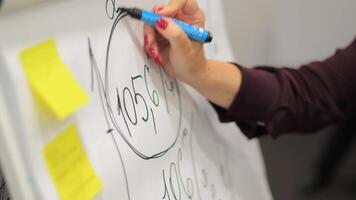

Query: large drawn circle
left=104, top=14, right=182, bottom=160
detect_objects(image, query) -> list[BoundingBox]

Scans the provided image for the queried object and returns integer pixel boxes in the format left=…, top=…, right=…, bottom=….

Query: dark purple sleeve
left=213, top=37, right=356, bottom=139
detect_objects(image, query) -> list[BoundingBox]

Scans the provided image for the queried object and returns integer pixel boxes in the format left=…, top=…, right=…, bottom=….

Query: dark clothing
left=311, top=117, right=356, bottom=185
left=213, top=37, right=356, bottom=139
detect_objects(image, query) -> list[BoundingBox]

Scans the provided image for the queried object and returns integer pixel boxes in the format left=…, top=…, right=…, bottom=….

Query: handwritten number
left=105, top=0, right=121, bottom=20
left=177, top=150, right=194, bottom=199
left=117, top=88, right=133, bottom=137
left=162, top=171, right=171, bottom=200
left=123, top=87, right=138, bottom=126
left=105, top=0, right=115, bottom=19
left=144, top=65, right=160, bottom=106
left=165, top=80, right=175, bottom=92
left=162, top=148, right=195, bottom=200
left=159, top=68, right=170, bottom=113
left=169, top=163, right=181, bottom=200
left=151, top=108, right=158, bottom=134
left=116, top=74, right=162, bottom=136
left=131, top=76, right=149, bottom=122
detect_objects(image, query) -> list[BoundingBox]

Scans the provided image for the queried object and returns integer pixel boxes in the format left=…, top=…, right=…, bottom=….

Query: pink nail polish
left=148, top=48, right=156, bottom=58
left=148, top=48, right=161, bottom=65
left=154, top=57, right=162, bottom=65
left=156, top=18, right=168, bottom=30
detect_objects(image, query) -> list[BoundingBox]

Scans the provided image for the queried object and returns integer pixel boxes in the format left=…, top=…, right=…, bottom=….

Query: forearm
left=187, top=60, right=242, bottom=109
left=209, top=38, right=356, bottom=138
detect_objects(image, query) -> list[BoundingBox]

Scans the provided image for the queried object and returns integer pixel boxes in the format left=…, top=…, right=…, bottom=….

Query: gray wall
left=223, top=0, right=356, bottom=67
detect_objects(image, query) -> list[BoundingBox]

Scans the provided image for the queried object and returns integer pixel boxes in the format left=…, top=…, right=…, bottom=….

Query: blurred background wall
left=223, top=1, right=356, bottom=200
left=224, top=0, right=356, bottom=67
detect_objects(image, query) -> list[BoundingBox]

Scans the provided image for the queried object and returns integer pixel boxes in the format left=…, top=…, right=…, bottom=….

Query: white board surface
left=0, top=0, right=272, bottom=199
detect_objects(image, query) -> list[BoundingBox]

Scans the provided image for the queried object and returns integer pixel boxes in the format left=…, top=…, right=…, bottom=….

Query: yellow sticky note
left=20, top=39, right=88, bottom=119
left=43, top=125, right=102, bottom=200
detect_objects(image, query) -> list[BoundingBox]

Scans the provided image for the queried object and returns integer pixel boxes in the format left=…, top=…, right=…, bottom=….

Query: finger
left=155, top=18, right=191, bottom=52
left=160, top=47, right=176, bottom=77
left=157, top=0, right=199, bottom=16
left=156, top=31, right=170, bottom=60
left=152, top=4, right=165, bottom=13
left=143, top=24, right=156, bottom=48
left=154, top=29, right=163, bottom=41
left=155, top=1, right=204, bottom=28
left=143, top=26, right=167, bottom=51
left=147, top=41, right=163, bottom=65
left=143, top=24, right=162, bottom=65
left=148, top=44, right=163, bottom=65
left=157, top=37, right=170, bottom=52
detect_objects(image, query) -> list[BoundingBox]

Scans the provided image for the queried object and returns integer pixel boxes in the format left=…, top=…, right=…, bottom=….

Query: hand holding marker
left=121, top=7, right=213, bottom=43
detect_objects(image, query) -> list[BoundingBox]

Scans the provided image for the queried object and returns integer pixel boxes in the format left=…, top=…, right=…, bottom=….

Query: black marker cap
left=206, top=32, right=213, bottom=43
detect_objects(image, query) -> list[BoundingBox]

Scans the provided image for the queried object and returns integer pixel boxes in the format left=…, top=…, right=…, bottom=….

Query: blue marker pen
left=121, top=7, right=213, bottom=43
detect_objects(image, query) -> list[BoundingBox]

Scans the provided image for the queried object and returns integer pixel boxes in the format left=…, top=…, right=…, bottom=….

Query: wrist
left=185, top=58, right=211, bottom=88
left=186, top=60, right=242, bottom=109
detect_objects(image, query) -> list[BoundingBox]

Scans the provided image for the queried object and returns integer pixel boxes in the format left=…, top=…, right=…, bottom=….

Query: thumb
left=157, top=0, right=186, bottom=16
left=155, top=18, right=191, bottom=51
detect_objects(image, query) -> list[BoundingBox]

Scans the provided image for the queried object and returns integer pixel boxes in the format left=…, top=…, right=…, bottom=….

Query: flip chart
left=0, top=0, right=272, bottom=199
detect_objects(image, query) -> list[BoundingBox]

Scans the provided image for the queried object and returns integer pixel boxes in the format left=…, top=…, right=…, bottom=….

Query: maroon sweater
left=213, top=37, right=356, bottom=139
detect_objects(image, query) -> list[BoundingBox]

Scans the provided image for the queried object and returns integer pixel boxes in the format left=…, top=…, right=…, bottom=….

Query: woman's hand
left=143, top=0, right=207, bottom=85
left=144, top=0, right=242, bottom=109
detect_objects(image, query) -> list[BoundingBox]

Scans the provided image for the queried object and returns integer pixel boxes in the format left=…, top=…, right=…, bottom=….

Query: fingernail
left=148, top=48, right=161, bottom=65
left=156, top=18, right=168, bottom=30
left=154, top=57, right=162, bottom=65
left=144, top=35, right=148, bottom=47
left=153, top=8, right=163, bottom=13
left=148, top=48, right=156, bottom=59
